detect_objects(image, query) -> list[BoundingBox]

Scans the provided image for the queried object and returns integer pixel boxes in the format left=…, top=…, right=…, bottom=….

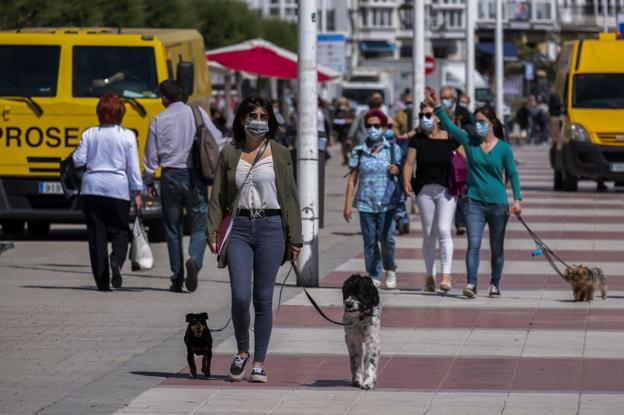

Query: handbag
left=381, top=142, right=405, bottom=205
left=216, top=140, right=269, bottom=266
left=130, top=209, right=154, bottom=271
left=447, top=150, right=468, bottom=196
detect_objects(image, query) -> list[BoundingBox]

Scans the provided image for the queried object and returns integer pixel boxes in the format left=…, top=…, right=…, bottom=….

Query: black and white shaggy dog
left=342, top=274, right=381, bottom=390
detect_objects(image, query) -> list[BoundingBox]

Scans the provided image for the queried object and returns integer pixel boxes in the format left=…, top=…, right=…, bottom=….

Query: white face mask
left=245, top=120, right=269, bottom=139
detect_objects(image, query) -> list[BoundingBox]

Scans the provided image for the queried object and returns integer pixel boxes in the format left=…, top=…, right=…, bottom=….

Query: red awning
left=205, top=39, right=341, bottom=82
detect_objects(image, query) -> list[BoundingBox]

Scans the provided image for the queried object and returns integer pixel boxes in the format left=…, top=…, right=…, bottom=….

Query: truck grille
left=596, top=133, right=624, bottom=145
left=27, top=156, right=61, bottom=174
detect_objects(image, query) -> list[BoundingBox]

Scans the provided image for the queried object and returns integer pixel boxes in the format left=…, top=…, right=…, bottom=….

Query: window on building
left=327, top=9, right=336, bottom=31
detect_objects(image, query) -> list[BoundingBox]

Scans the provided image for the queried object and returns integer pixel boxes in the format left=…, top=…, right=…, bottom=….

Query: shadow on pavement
left=131, top=371, right=231, bottom=382
left=0, top=229, right=88, bottom=242
left=307, top=379, right=352, bottom=388
left=21, top=284, right=173, bottom=292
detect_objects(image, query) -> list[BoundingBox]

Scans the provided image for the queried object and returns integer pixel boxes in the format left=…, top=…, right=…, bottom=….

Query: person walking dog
left=424, top=87, right=522, bottom=299
left=207, top=95, right=302, bottom=383
left=73, top=93, right=143, bottom=291
left=343, top=109, right=403, bottom=289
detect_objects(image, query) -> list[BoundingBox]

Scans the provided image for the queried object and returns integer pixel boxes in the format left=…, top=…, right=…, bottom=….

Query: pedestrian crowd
left=72, top=80, right=522, bottom=383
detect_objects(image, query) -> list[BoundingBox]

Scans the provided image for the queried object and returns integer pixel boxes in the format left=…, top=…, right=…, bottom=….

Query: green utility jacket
left=207, top=140, right=303, bottom=268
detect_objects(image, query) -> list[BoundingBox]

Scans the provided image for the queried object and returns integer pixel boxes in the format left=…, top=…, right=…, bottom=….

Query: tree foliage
left=0, top=0, right=297, bottom=51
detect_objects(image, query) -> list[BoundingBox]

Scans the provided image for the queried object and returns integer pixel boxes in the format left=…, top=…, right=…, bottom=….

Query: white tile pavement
left=114, top=388, right=624, bottom=414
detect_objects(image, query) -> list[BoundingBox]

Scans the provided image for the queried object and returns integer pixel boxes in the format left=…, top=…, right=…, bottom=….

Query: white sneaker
left=371, top=277, right=382, bottom=288
left=385, top=270, right=397, bottom=289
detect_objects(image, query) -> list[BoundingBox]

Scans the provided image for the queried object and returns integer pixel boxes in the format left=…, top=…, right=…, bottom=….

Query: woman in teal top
left=425, top=87, right=522, bottom=299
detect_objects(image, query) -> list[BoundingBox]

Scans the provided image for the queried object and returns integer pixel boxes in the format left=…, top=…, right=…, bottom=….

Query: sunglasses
left=418, top=112, right=433, bottom=119
left=365, top=123, right=382, bottom=129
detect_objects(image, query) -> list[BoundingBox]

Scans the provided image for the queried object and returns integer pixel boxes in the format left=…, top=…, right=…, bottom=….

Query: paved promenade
left=2, top=145, right=624, bottom=414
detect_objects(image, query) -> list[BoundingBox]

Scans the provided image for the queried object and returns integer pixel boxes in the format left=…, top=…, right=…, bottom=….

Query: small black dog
left=184, top=313, right=213, bottom=379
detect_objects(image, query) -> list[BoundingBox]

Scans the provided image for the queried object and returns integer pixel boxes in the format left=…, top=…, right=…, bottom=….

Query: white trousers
left=416, top=184, right=457, bottom=275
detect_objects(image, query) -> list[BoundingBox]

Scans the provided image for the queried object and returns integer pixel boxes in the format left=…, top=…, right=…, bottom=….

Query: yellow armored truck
left=0, top=28, right=211, bottom=238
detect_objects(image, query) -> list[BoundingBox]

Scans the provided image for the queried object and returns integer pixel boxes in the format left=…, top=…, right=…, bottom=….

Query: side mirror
left=176, top=61, right=194, bottom=102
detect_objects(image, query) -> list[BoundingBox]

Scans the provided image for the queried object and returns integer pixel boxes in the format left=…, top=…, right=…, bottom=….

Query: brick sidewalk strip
left=160, top=354, right=624, bottom=392
left=321, top=271, right=624, bottom=290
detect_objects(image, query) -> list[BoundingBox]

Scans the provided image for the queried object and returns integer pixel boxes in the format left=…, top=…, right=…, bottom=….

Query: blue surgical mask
left=383, top=129, right=395, bottom=140
left=442, top=99, right=454, bottom=110
left=367, top=127, right=383, bottom=141
left=475, top=120, right=489, bottom=138
left=420, top=117, right=435, bottom=132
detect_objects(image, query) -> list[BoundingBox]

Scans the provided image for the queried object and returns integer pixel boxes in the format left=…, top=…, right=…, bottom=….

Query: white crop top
left=235, top=155, right=281, bottom=210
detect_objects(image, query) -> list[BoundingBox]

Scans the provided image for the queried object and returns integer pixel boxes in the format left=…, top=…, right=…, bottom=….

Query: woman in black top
left=402, top=103, right=463, bottom=293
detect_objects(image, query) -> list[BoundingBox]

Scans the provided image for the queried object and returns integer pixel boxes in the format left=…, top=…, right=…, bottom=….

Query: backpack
left=191, top=106, right=219, bottom=185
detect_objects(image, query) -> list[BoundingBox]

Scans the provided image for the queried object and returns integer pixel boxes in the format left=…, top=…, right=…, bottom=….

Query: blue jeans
left=226, top=214, right=285, bottom=363
left=359, top=209, right=397, bottom=280
left=454, top=197, right=467, bottom=228
left=464, top=198, right=509, bottom=288
left=160, top=168, right=208, bottom=282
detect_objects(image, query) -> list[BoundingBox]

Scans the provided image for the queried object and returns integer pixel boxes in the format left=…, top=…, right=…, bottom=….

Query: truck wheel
left=562, top=168, right=578, bottom=192
left=27, top=221, right=51, bottom=237
left=1, top=220, right=25, bottom=235
left=146, top=220, right=167, bottom=243
left=554, top=169, right=563, bottom=191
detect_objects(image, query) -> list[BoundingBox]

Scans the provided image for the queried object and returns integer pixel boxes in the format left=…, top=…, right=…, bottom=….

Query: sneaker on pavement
left=439, top=274, right=452, bottom=292
left=229, top=354, right=249, bottom=381
left=249, top=367, right=268, bottom=383
left=110, top=256, right=123, bottom=289
left=463, top=283, right=477, bottom=298
left=371, top=277, right=382, bottom=289
left=169, top=278, right=183, bottom=293
left=488, top=285, right=501, bottom=298
left=385, top=270, right=397, bottom=289
left=185, top=258, right=199, bottom=292
left=424, top=276, right=436, bottom=292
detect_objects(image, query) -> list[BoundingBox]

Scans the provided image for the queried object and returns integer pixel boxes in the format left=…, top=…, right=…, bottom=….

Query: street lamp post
left=465, top=0, right=476, bottom=112
left=399, top=0, right=425, bottom=126
left=495, top=0, right=504, bottom=120
left=297, top=1, right=319, bottom=286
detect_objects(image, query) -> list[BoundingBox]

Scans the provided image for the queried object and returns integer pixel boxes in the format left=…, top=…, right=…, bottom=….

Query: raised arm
left=433, top=106, right=470, bottom=147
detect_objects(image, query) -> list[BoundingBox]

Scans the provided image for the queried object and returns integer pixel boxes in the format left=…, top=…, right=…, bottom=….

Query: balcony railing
left=477, top=0, right=555, bottom=24
left=559, top=5, right=621, bottom=29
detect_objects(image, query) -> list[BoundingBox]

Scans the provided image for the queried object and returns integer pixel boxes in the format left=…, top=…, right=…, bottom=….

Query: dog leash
left=277, top=262, right=346, bottom=326
left=515, top=213, right=570, bottom=279
left=209, top=317, right=232, bottom=333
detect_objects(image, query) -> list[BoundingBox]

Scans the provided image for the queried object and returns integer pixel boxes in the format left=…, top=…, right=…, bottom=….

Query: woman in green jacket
left=207, top=95, right=302, bottom=383
left=424, top=87, right=522, bottom=299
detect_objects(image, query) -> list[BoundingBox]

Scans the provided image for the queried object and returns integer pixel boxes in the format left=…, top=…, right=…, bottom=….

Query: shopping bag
left=130, top=214, right=154, bottom=271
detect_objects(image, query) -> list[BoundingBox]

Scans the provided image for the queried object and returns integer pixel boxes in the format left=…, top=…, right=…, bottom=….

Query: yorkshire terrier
left=563, top=265, right=607, bottom=302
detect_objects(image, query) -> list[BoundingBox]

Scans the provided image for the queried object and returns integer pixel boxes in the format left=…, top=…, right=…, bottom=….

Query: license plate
left=38, top=182, right=63, bottom=194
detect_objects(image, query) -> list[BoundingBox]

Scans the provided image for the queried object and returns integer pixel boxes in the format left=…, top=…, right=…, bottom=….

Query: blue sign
left=317, top=33, right=347, bottom=74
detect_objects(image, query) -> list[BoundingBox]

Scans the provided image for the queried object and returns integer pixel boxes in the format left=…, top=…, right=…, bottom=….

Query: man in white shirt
left=143, top=80, right=224, bottom=292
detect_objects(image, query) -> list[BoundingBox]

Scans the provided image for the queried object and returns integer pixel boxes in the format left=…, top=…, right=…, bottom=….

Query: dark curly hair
left=232, top=95, right=278, bottom=147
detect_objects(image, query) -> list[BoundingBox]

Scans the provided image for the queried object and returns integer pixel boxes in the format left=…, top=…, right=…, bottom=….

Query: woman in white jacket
left=73, top=93, right=143, bottom=291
